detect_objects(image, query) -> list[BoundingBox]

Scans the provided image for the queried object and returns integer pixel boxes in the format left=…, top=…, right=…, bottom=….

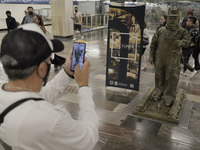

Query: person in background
left=71, top=7, right=83, bottom=40
left=157, top=15, right=167, bottom=31
left=24, top=6, right=37, bottom=24
left=193, top=20, right=200, bottom=71
left=181, top=11, right=193, bottom=29
left=155, top=8, right=162, bottom=23
left=179, top=8, right=182, bottom=21
left=33, top=15, right=46, bottom=34
left=181, top=17, right=199, bottom=78
left=5, top=10, right=16, bottom=32
left=141, top=21, right=149, bottom=71
left=21, top=9, right=28, bottom=25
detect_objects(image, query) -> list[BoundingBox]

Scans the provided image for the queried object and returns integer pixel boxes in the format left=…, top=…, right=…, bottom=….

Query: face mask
left=29, top=12, right=33, bottom=15
left=43, top=62, right=51, bottom=86
left=75, top=10, right=78, bottom=13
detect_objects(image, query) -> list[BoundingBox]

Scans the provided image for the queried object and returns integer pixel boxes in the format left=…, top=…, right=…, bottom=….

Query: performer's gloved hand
left=149, top=57, right=154, bottom=65
left=174, top=40, right=182, bottom=47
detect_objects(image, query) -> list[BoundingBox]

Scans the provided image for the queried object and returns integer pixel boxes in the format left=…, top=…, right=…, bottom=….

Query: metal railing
left=82, top=14, right=108, bottom=32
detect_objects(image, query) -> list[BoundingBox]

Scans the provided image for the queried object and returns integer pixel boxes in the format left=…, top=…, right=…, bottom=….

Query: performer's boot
left=153, top=95, right=161, bottom=102
left=164, top=99, right=174, bottom=107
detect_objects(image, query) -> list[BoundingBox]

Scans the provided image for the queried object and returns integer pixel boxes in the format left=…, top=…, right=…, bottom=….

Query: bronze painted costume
left=149, top=10, right=191, bottom=106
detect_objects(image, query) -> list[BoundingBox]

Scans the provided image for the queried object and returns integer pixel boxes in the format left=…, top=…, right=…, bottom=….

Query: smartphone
left=71, top=42, right=86, bottom=71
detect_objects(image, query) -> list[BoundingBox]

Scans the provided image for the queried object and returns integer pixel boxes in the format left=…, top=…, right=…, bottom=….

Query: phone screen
left=71, top=42, right=86, bottom=71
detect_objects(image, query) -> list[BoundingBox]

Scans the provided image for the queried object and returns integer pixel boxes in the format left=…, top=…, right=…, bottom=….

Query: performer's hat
left=168, top=10, right=179, bottom=17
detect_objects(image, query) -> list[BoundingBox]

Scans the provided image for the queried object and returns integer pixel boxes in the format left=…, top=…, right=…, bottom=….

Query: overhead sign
left=0, top=0, right=49, bottom=4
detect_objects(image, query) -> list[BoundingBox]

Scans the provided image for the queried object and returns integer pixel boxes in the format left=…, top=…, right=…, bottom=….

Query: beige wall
left=0, top=4, right=50, bottom=30
left=51, top=0, right=73, bottom=37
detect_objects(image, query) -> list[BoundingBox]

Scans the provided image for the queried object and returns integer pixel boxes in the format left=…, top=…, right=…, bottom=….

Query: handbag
left=74, top=14, right=79, bottom=23
left=143, top=37, right=149, bottom=46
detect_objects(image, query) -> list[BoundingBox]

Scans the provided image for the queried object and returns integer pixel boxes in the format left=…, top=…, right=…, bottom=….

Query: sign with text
left=106, top=5, right=145, bottom=91
left=0, top=0, right=49, bottom=4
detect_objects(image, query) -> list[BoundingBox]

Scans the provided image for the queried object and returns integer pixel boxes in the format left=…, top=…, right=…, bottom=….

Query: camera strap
left=0, top=98, right=44, bottom=125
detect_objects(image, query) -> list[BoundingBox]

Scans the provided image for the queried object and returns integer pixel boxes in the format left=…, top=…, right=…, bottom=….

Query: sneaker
left=181, top=71, right=187, bottom=76
left=190, top=70, right=198, bottom=79
left=141, top=66, right=147, bottom=71
left=195, top=67, right=200, bottom=71
left=54, top=65, right=58, bottom=69
left=81, top=36, right=84, bottom=40
left=72, top=38, right=76, bottom=40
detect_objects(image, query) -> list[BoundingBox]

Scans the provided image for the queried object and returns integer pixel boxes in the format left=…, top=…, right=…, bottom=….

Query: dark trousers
left=51, top=54, right=66, bottom=66
left=192, top=50, right=200, bottom=70
left=182, top=49, right=194, bottom=72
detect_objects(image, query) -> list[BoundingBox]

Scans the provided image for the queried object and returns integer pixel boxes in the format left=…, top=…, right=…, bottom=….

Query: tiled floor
left=0, top=28, right=200, bottom=150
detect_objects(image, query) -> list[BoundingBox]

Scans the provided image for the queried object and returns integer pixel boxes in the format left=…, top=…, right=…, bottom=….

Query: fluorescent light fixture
left=178, top=1, right=191, bottom=3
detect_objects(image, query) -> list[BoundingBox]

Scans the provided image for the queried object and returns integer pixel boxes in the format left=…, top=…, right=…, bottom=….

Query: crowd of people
left=6, top=6, right=46, bottom=34
left=6, top=6, right=84, bottom=40
left=142, top=11, right=200, bottom=79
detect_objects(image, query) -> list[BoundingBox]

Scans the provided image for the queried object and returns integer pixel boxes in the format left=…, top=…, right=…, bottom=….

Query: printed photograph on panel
left=106, top=5, right=145, bottom=90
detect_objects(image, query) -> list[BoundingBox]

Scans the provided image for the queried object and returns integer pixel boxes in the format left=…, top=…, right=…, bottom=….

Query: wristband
left=63, top=68, right=74, bottom=79
left=79, top=85, right=89, bottom=88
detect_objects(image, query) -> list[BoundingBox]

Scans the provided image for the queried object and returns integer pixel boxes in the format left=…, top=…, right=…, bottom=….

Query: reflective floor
left=0, top=29, right=200, bottom=150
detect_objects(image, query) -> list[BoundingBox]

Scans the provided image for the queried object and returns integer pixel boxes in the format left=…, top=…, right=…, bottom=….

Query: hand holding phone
left=71, top=42, right=86, bottom=72
left=75, top=60, right=90, bottom=87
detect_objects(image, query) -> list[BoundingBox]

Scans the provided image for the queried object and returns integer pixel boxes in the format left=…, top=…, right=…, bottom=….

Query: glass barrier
left=144, top=2, right=200, bottom=31
left=34, top=8, right=52, bottom=25
left=82, top=14, right=108, bottom=32
left=33, top=7, right=109, bottom=32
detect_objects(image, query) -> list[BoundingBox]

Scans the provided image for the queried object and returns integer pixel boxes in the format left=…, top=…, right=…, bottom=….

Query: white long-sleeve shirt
left=143, top=28, right=150, bottom=48
left=0, top=65, right=99, bottom=150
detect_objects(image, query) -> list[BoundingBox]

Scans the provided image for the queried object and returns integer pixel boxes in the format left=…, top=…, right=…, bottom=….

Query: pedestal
left=133, top=85, right=187, bottom=123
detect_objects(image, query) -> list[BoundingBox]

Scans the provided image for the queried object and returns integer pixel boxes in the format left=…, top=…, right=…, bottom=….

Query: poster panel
left=0, top=0, right=49, bottom=4
left=106, top=5, right=145, bottom=91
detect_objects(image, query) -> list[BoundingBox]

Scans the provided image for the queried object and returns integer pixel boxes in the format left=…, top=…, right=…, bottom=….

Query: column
left=50, top=0, right=73, bottom=37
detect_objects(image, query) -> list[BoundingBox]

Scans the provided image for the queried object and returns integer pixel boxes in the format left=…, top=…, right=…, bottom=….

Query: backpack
left=74, top=14, right=79, bottom=23
left=189, top=28, right=198, bottom=47
left=16, top=21, right=20, bottom=27
left=143, top=37, right=149, bottom=46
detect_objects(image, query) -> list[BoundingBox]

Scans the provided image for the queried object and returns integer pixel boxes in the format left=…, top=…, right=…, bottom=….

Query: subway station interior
left=0, top=0, right=200, bottom=150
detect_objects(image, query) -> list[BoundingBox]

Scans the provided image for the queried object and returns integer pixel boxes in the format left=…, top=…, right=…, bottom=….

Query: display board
left=0, top=0, right=49, bottom=4
left=106, top=5, right=145, bottom=91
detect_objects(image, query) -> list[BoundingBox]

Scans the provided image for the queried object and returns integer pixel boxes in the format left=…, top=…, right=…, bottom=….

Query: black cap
left=0, top=23, right=64, bottom=69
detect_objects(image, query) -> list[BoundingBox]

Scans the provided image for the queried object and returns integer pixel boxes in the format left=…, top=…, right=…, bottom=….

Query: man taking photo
left=0, top=23, right=98, bottom=150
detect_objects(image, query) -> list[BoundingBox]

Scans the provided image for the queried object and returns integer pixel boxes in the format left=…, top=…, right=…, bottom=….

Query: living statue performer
left=149, top=10, right=191, bottom=107
left=75, top=48, right=82, bottom=64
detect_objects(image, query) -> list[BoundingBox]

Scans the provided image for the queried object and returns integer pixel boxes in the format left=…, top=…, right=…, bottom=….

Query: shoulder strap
left=0, top=98, right=44, bottom=125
